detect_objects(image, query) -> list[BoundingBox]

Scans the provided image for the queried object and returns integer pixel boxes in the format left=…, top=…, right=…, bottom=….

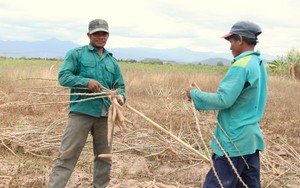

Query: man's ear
left=87, top=33, right=91, bottom=38
left=238, top=35, right=243, bottom=45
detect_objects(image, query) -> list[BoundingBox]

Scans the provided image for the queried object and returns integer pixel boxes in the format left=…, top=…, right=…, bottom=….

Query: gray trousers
left=48, top=112, right=112, bottom=188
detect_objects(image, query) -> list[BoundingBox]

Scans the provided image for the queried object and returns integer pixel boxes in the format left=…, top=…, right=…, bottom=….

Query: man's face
left=88, top=31, right=109, bottom=49
left=229, top=39, right=241, bottom=57
left=228, top=36, right=242, bottom=57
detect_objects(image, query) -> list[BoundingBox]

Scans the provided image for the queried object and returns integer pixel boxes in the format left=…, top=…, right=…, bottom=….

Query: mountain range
left=0, top=38, right=276, bottom=65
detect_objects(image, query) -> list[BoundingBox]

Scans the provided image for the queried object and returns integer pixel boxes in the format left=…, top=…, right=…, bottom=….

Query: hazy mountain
left=199, top=58, right=232, bottom=66
left=108, top=47, right=233, bottom=63
left=109, top=47, right=276, bottom=64
left=0, top=38, right=80, bottom=59
left=0, top=38, right=276, bottom=65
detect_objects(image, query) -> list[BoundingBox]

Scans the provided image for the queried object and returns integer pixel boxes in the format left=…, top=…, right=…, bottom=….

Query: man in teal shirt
left=186, top=21, right=267, bottom=188
left=48, top=19, right=126, bottom=188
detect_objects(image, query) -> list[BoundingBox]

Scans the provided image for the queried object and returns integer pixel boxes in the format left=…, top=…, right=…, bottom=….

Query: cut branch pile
left=0, top=176, right=13, bottom=188
left=0, top=119, right=66, bottom=158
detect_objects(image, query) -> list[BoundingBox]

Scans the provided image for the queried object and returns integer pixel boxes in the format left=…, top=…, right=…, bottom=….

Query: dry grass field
left=0, top=58, right=299, bottom=187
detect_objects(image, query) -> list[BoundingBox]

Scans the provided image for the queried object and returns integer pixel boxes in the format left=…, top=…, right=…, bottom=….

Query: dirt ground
left=0, top=128, right=210, bottom=188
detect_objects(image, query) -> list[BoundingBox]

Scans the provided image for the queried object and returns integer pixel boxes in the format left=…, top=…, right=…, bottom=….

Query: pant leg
left=236, top=151, right=261, bottom=188
left=203, top=154, right=247, bottom=188
left=91, top=117, right=112, bottom=188
left=48, top=113, right=94, bottom=188
left=203, top=152, right=261, bottom=188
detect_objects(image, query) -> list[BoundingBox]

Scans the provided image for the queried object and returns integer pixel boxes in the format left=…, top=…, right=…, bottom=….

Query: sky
left=0, top=0, right=299, bottom=57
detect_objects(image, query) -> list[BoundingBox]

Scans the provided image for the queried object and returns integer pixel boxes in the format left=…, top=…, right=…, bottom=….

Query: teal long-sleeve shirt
left=58, top=44, right=126, bottom=118
left=190, top=51, right=267, bottom=157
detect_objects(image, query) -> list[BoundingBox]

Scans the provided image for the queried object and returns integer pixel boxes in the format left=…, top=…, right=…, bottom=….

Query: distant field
left=0, top=58, right=299, bottom=187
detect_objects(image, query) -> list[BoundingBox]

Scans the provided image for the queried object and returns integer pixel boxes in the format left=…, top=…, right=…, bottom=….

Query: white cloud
left=0, top=0, right=299, bottom=56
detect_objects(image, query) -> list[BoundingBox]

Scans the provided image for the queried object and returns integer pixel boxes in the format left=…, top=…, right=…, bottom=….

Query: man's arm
left=190, top=67, right=246, bottom=110
left=58, top=49, right=90, bottom=88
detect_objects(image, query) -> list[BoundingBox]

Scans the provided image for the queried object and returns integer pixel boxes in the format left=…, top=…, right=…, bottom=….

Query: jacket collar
left=88, top=44, right=110, bottom=56
left=232, top=50, right=260, bottom=64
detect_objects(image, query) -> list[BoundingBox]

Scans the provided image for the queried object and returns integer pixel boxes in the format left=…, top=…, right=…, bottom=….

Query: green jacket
left=190, top=51, right=267, bottom=157
left=58, top=44, right=126, bottom=118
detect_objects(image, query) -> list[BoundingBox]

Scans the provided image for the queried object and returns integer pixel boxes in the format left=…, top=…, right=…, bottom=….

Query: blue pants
left=203, top=150, right=261, bottom=188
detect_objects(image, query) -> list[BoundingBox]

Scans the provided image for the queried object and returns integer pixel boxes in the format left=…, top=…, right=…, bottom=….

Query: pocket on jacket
left=80, top=60, right=96, bottom=78
left=104, top=64, right=116, bottom=87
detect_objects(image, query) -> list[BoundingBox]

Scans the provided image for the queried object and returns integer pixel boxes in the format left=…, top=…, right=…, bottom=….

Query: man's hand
left=185, top=87, right=192, bottom=101
left=115, top=95, right=124, bottom=106
left=87, top=80, right=103, bottom=93
left=185, top=84, right=197, bottom=101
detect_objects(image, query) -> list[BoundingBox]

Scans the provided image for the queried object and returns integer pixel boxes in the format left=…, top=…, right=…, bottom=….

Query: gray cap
left=88, top=19, right=109, bottom=34
left=222, top=21, right=261, bottom=39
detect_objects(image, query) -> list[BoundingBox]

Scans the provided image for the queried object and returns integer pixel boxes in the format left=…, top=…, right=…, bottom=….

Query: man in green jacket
left=48, top=19, right=126, bottom=188
left=186, top=21, right=267, bottom=188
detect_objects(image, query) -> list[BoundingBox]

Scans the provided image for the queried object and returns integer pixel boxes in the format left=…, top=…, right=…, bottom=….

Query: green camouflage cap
left=88, top=19, right=109, bottom=34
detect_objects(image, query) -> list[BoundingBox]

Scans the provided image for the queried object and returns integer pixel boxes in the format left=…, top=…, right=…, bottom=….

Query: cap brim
left=221, top=32, right=234, bottom=39
left=89, top=28, right=109, bottom=34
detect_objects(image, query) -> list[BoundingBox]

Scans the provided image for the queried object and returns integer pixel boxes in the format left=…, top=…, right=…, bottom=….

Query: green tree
left=217, top=61, right=224, bottom=66
left=268, top=48, right=300, bottom=79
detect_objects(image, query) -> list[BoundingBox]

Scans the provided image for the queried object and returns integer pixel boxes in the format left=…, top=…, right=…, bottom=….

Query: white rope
left=191, top=101, right=224, bottom=188
left=191, top=82, right=248, bottom=187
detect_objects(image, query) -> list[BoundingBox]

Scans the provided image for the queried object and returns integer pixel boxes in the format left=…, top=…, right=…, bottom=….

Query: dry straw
left=126, top=104, right=210, bottom=162
left=7, top=81, right=211, bottom=162
left=0, top=176, right=13, bottom=187
left=1, top=77, right=299, bottom=186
